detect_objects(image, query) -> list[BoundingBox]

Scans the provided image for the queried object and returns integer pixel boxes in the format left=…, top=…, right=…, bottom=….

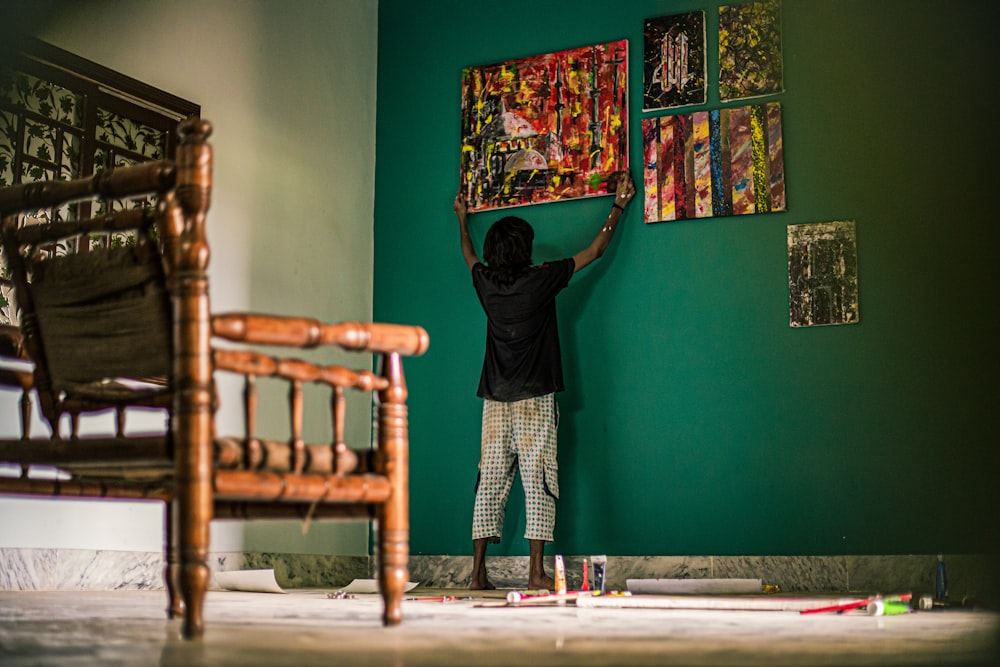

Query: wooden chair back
left=0, top=117, right=428, bottom=638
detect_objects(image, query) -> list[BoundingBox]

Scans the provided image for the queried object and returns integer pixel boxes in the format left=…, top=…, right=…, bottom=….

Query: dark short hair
left=483, top=216, right=533, bottom=270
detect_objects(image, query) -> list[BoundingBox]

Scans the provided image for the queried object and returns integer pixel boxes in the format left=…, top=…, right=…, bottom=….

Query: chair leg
left=377, top=509, right=407, bottom=626
left=174, top=415, right=212, bottom=639
left=173, top=111, right=215, bottom=639
left=377, top=352, right=409, bottom=626
left=176, top=493, right=210, bottom=639
left=164, top=500, right=184, bottom=619
left=179, top=565, right=208, bottom=639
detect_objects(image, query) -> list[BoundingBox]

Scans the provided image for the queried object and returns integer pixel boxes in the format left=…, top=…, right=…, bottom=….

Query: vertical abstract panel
left=692, top=111, right=712, bottom=218
left=749, top=104, right=768, bottom=214
left=788, top=221, right=860, bottom=327
left=675, top=114, right=692, bottom=221
left=728, top=105, right=754, bottom=216
left=708, top=110, right=727, bottom=217
left=459, top=40, right=629, bottom=212
left=766, top=102, right=786, bottom=212
left=643, top=11, right=707, bottom=111
left=659, top=119, right=676, bottom=221
left=719, top=0, right=784, bottom=102
left=642, top=120, right=660, bottom=223
left=641, top=102, right=786, bottom=224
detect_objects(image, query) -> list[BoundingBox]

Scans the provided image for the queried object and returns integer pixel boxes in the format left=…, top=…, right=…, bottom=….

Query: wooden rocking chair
left=0, top=117, right=428, bottom=638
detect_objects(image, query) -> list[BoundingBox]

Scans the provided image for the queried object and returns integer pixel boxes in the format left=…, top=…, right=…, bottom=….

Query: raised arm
left=454, top=190, right=479, bottom=271
left=572, top=171, right=636, bottom=273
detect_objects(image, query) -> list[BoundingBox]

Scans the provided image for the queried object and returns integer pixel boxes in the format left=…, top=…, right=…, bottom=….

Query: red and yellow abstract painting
left=460, top=40, right=629, bottom=212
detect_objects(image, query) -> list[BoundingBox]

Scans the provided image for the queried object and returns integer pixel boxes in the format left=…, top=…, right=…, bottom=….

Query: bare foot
left=469, top=577, right=496, bottom=591
left=527, top=573, right=555, bottom=591
left=470, top=538, right=494, bottom=591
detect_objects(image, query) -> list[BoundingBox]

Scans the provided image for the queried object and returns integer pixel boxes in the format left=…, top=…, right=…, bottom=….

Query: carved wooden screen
left=0, top=38, right=199, bottom=326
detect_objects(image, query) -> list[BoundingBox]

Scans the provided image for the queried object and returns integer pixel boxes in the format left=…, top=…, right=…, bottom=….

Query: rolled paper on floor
left=628, top=578, right=763, bottom=595
left=215, top=569, right=286, bottom=594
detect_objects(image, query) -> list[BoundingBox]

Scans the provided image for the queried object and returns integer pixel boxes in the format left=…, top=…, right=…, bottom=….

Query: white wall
left=0, top=0, right=379, bottom=555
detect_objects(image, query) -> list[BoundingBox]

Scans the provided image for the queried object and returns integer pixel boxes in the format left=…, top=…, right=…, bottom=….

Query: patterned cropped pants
left=472, top=394, right=559, bottom=543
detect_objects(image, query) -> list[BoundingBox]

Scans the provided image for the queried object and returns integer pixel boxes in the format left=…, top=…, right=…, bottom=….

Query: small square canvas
left=459, top=40, right=629, bottom=212
left=787, top=221, right=860, bottom=327
left=719, top=0, right=784, bottom=102
left=643, top=11, right=707, bottom=111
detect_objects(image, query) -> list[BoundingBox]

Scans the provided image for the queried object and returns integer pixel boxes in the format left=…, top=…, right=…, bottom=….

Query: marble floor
left=0, top=588, right=997, bottom=667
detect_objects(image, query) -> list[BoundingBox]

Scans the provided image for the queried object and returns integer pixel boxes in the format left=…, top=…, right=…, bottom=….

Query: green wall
left=374, top=0, right=999, bottom=557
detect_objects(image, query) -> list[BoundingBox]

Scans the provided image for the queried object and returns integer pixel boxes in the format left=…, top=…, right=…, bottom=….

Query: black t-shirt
left=471, top=258, right=575, bottom=402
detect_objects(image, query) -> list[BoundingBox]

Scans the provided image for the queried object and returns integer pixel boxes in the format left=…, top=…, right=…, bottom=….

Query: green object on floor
left=867, top=599, right=911, bottom=616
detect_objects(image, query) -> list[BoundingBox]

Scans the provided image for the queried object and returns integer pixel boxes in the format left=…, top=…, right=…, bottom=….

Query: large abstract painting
left=641, top=102, right=785, bottom=223
left=459, top=41, right=629, bottom=212
left=719, top=0, right=784, bottom=102
left=643, top=11, right=706, bottom=111
left=787, top=221, right=859, bottom=328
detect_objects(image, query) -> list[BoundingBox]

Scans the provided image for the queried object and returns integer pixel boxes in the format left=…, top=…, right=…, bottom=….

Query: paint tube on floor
left=554, top=555, right=567, bottom=596
left=507, top=590, right=548, bottom=603
left=591, top=555, right=607, bottom=594
left=868, top=599, right=911, bottom=616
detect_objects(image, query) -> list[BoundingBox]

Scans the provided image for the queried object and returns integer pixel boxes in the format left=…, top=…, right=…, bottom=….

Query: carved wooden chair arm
left=212, top=348, right=388, bottom=392
left=0, top=161, right=175, bottom=216
left=211, top=313, right=429, bottom=357
left=210, top=333, right=422, bottom=477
